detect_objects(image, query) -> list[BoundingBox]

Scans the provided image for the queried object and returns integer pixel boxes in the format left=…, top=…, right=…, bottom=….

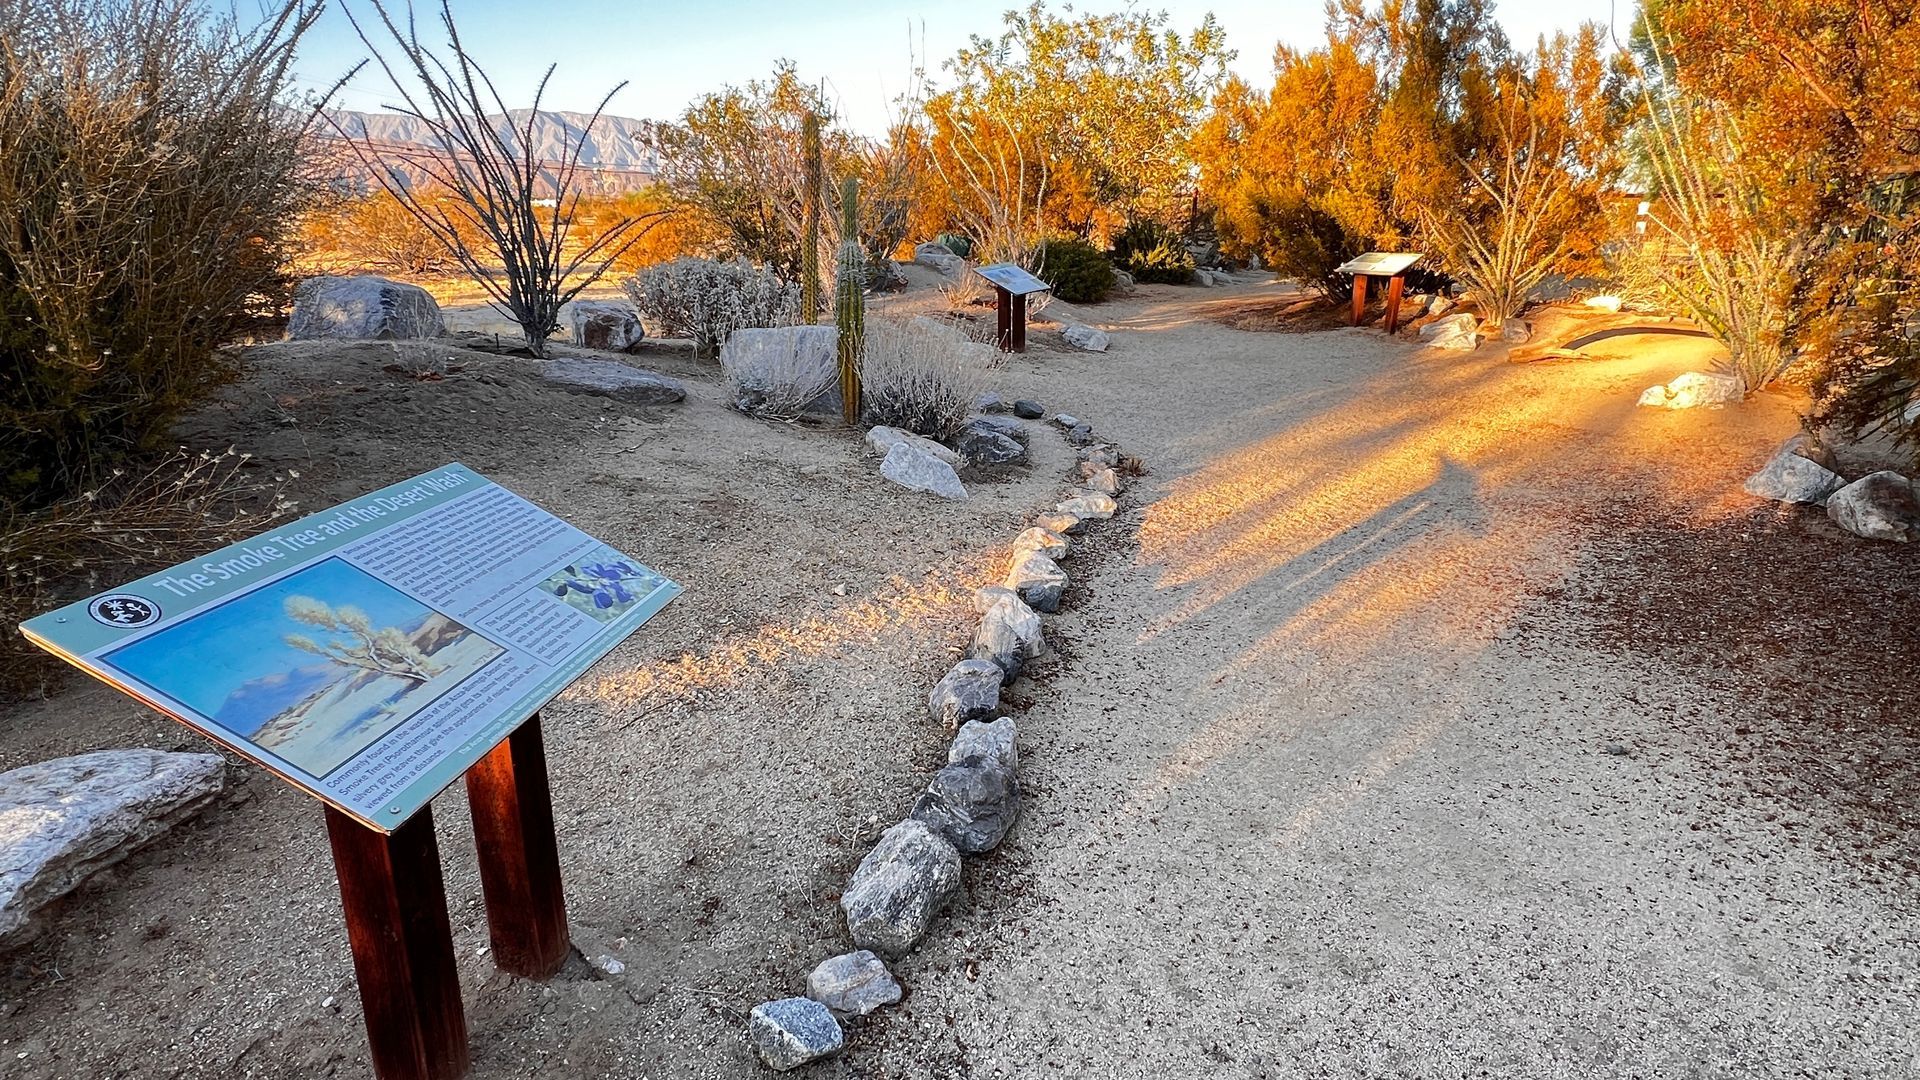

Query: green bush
left=0, top=0, right=319, bottom=509
left=1035, top=238, right=1116, bottom=303
left=934, top=233, right=973, bottom=258
left=1110, top=221, right=1196, bottom=285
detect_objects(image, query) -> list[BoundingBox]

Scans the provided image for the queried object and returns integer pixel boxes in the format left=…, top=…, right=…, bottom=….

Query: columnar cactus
left=800, top=111, right=823, bottom=324
left=835, top=176, right=864, bottom=424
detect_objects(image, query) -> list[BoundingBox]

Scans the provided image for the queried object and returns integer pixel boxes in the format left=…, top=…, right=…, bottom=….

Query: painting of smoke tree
left=539, top=545, right=668, bottom=623
left=104, top=559, right=503, bottom=777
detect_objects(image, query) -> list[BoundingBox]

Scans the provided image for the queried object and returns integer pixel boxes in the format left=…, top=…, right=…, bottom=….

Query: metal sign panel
left=973, top=262, right=1052, bottom=296
left=21, top=463, right=681, bottom=832
left=1334, top=251, right=1423, bottom=277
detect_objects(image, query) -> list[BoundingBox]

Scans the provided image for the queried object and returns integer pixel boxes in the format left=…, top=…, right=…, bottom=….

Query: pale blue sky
left=283, top=0, right=1638, bottom=132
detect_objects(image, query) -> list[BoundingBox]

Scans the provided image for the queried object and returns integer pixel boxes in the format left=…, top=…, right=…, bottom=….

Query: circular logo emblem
left=88, top=594, right=160, bottom=629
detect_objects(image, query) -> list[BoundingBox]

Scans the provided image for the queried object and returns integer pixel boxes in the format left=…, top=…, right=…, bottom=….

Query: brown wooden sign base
left=327, top=714, right=569, bottom=1080
left=994, top=286, right=1027, bottom=353
left=1350, top=272, right=1413, bottom=335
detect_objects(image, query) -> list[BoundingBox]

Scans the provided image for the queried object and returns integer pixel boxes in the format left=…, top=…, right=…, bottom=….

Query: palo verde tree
left=329, top=0, right=654, bottom=357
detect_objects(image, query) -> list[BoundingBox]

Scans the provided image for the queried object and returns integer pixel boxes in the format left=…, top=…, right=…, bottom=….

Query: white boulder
left=1743, top=436, right=1846, bottom=504
left=1639, top=371, right=1744, bottom=410
left=1827, top=471, right=1920, bottom=542
left=287, top=275, right=444, bottom=340
left=1419, top=313, right=1480, bottom=351
left=567, top=300, right=645, bottom=352
left=1062, top=324, right=1110, bottom=352
left=879, top=443, right=967, bottom=500
left=866, top=425, right=962, bottom=466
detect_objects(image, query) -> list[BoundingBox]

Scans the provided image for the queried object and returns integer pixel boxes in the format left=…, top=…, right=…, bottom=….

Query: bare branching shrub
left=329, top=0, right=658, bottom=357
left=859, top=318, right=990, bottom=440
left=1422, top=125, right=1571, bottom=326
left=2, top=448, right=296, bottom=698
left=930, top=109, right=1049, bottom=270
left=625, top=258, right=798, bottom=358
left=0, top=0, right=320, bottom=507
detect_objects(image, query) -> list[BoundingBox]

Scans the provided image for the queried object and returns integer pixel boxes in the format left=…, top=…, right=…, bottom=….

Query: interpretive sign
left=973, top=262, right=1052, bottom=296
left=22, top=463, right=679, bottom=833
left=1334, top=251, right=1422, bottom=277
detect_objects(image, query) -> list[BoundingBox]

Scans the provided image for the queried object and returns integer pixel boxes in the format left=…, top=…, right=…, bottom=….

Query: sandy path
left=871, top=281, right=1920, bottom=1077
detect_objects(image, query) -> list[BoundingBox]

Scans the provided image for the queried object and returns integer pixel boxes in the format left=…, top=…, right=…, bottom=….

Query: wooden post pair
left=994, top=286, right=1027, bottom=353
left=1349, top=272, right=1411, bottom=334
left=324, top=715, right=568, bottom=1080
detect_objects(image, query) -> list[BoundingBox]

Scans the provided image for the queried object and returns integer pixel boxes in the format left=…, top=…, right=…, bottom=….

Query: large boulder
left=1826, top=471, right=1920, bottom=542
left=1005, top=549, right=1068, bottom=613
left=1744, top=436, right=1846, bottom=505
left=568, top=300, right=646, bottom=352
left=288, top=275, right=445, bottom=340
left=1639, top=371, right=1743, bottom=410
left=720, top=325, right=839, bottom=415
left=910, top=756, right=1020, bottom=854
left=879, top=443, right=968, bottom=500
left=840, top=819, right=962, bottom=958
left=950, top=717, right=1018, bottom=772
left=1062, top=324, right=1110, bottom=352
left=927, top=659, right=1004, bottom=729
left=1, top=750, right=224, bottom=939
left=539, top=359, right=685, bottom=405
left=806, top=951, right=902, bottom=1017
left=970, top=595, right=1045, bottom=678
left=867, top=425, right=962, bottom=466
left=748, top=997, right=844, bottom=1071
left=1419, top=313, right=1479, bottom=351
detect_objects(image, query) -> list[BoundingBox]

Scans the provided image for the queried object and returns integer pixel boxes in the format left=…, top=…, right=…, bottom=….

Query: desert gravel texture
left=2, top=277, right=1916, bottom=1078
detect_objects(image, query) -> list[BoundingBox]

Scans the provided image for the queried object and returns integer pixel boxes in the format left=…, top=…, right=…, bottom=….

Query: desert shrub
left=302, top=189, right=457, bottom=276
left=1109, top=221, right=1195, bottom=285
left=934, top=233, right=973, bottom=258
left=859, top=318, right=990, bottom=440
left=624, top=258, right=798, bottom=357
left=0, top=0, right=320, bottom=508
left=1035, top=238, right=1114, bottom=302
left=1, top=447, right=295, bottom=699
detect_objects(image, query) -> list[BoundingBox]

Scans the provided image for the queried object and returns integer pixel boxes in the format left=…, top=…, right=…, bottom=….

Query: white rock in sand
left=1419, top=313, right=1480, bottom=351
left=1743, top=436, right=1846, bottom=505
left=879, top=443, right=967, bottom=500
left=1638, top=371, right=1743, bottom=410
left=1584, top=294, right=1625, bottom=312
left=866, top=425, right=962, bottom=465
left=1062, top=324, right=1110, bottom=352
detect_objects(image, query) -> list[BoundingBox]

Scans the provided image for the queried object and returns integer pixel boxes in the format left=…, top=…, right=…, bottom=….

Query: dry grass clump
left=1, top=448, right=296, bottom=699
left=859, top=318, right=991, bottom=440
left=721, top=336, right=837, bottom=422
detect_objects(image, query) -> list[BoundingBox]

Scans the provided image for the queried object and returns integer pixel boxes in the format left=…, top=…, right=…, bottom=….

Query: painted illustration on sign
left=104, top=558, right=503, bottom=777
left=538, top=545, right=668, bottom=623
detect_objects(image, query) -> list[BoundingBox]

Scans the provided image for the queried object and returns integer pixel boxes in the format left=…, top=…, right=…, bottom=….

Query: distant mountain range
left=313, top=108, right=665, bottom=196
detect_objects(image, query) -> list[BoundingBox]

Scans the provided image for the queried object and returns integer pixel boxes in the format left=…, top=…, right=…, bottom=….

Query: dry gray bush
left=625, top=257, right=799, bottom=358
left=859, top=318, right=991, bottom=439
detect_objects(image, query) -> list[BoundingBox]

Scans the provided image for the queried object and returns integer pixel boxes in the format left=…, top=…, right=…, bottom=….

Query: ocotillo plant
left=800, top=112, right=823, bottom=324
left=835, top=176, right=865, bottom=424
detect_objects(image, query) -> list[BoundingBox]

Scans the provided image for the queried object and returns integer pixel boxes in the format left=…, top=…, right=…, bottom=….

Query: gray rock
left=540, top=358, right=686, bottom=405
left=928, top=660, right=1004, bottom=729
left=840, top=819, right=961, bottom=958
left=1012, top=399, right=1046, bottom=420
left=1011, top=526, right=1069, bottom=560
left=568, top=300, right=645, bottom=352
left=1419, top=312, right=1479, bottom=351
left=287, top=275, right=444, bottom=340
left=912, top=243, right=966, bottom=280
left=806, top=951, right=902, bottom=1017
left=1427, top=295, right=1455, bottom=317
left=867, top=425, right=963, bottom=466
left=880, top=443, right=967, bottom=500
left=952, top=426, right=1027, bottom=468
left=951, top=716, right=1018, bottom=772
left=1193, top=269, right=1216, bottom=287
left=976, top=392, right=1009, bottom=413
left=1052, top=413, right=1081, bottom=429
left=1034, top=510, right=1086, bottom=536
left=1827, top=471, right=1920, bottom=541
left=1056, top=493, right=1117, bottom=520
left=1744, top=436, right=1846, bottom=504
left=721, top=325, right=840, bottom=414
left=1501, top=319, right=1531, bottom=344
left=1066, top=424, right=1095, bottom=446
left=1062, top=324, right=1110, bottom=352
left=1079, top=444, right=1120, bottom=468
left=1080, top=467, right=1123, bottom=495
left=970, top=595, right=1045, bottom=678
left=967, top=414, right=1026, bottom=441
left=869, top=259, right=910, bottom=293
left=0, top=750, right=224, bottom=939
left=748, top=997, right=844, bottom=1071
left=1005, top=548, right=1069, bottom=613
left=910, top=756, right=1020, bottom=854
left=1111, top=269, right=1136, bottom=290
left=972, top=585, right=1022, bottom=613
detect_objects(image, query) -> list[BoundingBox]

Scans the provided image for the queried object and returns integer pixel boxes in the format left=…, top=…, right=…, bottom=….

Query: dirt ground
left=3, top=276, right=1917, bottom=1078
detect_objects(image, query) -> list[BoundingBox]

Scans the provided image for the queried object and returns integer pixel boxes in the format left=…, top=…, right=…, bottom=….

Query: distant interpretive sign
left=21, top=463, right=680, bottom=833
left=1334, top=251, right=1422, bottom=277
left=974, top=262, right=1052, bottom=296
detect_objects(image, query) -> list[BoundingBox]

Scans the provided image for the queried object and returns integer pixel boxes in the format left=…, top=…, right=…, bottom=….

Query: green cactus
left=835, top=176, right=864, bottom=424
left=800, top=112, right=822, bottom=324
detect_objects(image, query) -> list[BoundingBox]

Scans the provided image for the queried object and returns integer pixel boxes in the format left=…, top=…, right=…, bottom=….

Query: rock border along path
left=745, top=406, right=1135, bottom=1072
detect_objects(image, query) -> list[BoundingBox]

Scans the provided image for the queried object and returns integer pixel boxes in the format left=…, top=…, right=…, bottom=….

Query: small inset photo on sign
left=538, top=545, right=666, bottom=623
left=104, top=558, right=504, bottom=778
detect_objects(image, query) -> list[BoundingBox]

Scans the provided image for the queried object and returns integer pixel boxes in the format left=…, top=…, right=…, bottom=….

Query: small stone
left=831, top=584, right=848, bottom=597
left=1052, top=413, right=1080, bottom=429
left=976, top=392, right=1009, bottom=413
left=1056, top=493, right=1117, bottom=520
left=840, top=819, right=962, bottom=958
left=1005, top=549, right=1069, bottom=613
left=748, top=997, right=844, bottom=1071
left=1034, top=511, right=1085, bottom=536
left=806, top=951, right=902, bottom=1017
left=1011, top=526, right=1069, bottom=561
left=1501, top=319, right=1531, bottom=344
left=540, top=359, right=686, bottom=405
left=1583, top=294, right=1624, bottom=312
left=879, top=443, right=968, bottom=500
left=970, top=595, right=1044, bottom=678
left=910, top=756, right=1020, bottom=853
left=1826, top=471, right=1920, bottom=542
left=1603, top=743, right=1630, bottom=756
left=952, top=425, right=1027, bottom=468
left=1080, top=467, right=1123, bottom=496
left=972, top=585, right=1021, bottom=613
left=568, top=300, right=645, bottom=352
left=1012, top=399, right=1046, bottom=419
left=321, top=996, right=337, bottom=1011
left=1079, top=445, right=1120, bottom=468
left=951, top=717, right=1018, bottom=772
left=594, top=955, right=626, bottom=976
left=867, top=425, right=962, bottom=466
left=1061, top=324, right=1110, bottom=351
left=1066, top=424, right=1095, bottom=447
left=1419, top=313, right=1479, bottom=351
left=927, top=660, right=1004, bottom=728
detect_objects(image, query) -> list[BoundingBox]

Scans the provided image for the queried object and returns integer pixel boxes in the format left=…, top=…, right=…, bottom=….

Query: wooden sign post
left=973, top=262, right=1053, bottom=354
left=1336, top=252, right=1423, bottom=334
left=465, top=715, right=570, bottom=977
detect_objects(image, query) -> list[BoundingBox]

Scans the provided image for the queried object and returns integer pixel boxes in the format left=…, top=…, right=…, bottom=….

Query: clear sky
left=287, top=0, right=1639, bottom=133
